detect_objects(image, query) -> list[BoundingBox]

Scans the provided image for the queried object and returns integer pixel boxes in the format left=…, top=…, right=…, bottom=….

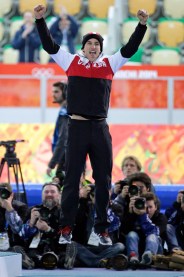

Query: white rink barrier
left=0, top=252, right=21, bottom=277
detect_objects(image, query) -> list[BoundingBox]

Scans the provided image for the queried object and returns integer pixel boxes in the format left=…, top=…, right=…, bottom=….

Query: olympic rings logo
left=32, top=68, right=55, bottom=77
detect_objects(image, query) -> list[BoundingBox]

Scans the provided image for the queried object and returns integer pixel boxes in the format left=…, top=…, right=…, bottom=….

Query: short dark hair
left=142, top=192, right=160, bottom=210
left=42, top=182, right=61, bottom=193
left=53, top=81, right=67, bottom=100
left=128, top=172, right=152, bottom=191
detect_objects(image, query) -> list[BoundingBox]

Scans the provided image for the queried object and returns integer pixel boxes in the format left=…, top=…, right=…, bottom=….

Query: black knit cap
left=81, top=32, right=104, bottom=52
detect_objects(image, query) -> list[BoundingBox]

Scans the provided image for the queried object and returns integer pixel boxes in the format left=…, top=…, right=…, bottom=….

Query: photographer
left=124, top=192, right=167, bottom=266
left=111, top=156, right=142, bottom=200
left=13, top=182, right=76, bottom=269
left=165, top=190, right=184, bottom=253
left=72, top=181, right=95, bottom=245
left=0, top=182, right=28, bottom=249
left=114, top=172, right=152, bottom=217
left=0, top=183, right=34, bottom=269
left=112, top=157, right=155, bottom=200
left=72, top=183, right=126, bottom=270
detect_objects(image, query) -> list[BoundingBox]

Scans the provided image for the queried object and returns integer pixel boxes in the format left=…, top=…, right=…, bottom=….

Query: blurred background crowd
left=0, top=0, right=184, bottom=64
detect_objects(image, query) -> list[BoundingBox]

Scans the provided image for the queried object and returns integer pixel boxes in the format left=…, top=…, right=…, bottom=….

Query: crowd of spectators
left=1, top=155, right=184, bottom=271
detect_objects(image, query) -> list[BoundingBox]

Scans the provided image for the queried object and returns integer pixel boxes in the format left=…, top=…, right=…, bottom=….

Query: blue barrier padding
left=12, top=184, right=184, bottom=210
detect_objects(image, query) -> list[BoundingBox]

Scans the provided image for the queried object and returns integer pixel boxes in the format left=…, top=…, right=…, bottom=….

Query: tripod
left=0, top=141, right=27, bottom=204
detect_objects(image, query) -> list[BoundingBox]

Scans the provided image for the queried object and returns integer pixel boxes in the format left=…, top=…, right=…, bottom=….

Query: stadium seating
left=2, top=45, right=19, bottom=63
left=10, top=17, right=24, bottom=40
left=0, top=20, right=4, bottom=42
left=53, top=0, right=83, bottom=16
left=151, top=48, right=181, bottom=65
left=0, top=0, right=184, bottom=64
left=157, top=20, right=184, bottom=47
left=80, top=18, right=108, bottom=38
left=163, top=0, right=184, bottom=19
left=39, top=48, right=50, bottom=64
left=121, top=19, right=151, bottom=46
left=88, top=0, right=114, bottom=18
left=19, top=0, right=47, bottom=15
left=0, top=0, right=13, bottom=17
left=128, top=0, right=157, bottom=17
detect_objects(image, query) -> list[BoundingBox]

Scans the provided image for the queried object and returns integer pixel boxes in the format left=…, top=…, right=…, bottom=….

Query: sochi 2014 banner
left=0, top=124, right=183, bottom=185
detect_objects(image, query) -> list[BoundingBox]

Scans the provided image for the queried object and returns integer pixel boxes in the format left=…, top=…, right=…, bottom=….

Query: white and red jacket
left=36, top=18, right=147, bottom=118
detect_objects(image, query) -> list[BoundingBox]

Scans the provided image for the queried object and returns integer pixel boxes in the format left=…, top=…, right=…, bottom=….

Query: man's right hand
left=34, top=5, right=46, bottom=19
left=29, top=207, right=40, bottom=227
left=46, top=167, right=52, bottom=177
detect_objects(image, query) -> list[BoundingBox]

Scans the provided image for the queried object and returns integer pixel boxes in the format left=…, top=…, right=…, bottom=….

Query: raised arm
left=120, top=9, right=149, bottom=58
left=34, top=5, right=59, bottom=54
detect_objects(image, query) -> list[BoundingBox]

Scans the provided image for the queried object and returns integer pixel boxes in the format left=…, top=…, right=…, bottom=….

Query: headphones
left=61, top=82, right=67, bottom=101
left=53, top=81, right=67, bottom=101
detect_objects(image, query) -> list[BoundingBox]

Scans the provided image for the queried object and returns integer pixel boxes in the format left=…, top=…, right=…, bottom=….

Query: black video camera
left=134, top=197, right=146, bottom=210
left=0, top=187, right=11, bottom=199
left=128, top=185, right=139, bottom=197
left=0, top=140, right=25, bottom=158
left=35, top=207, right=50, bottom=222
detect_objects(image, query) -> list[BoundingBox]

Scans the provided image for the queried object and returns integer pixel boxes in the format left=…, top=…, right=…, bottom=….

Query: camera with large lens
left=36, top=207, right=50, bottom=222
left=118, top=179, right=128, bottom=190
left=0, top=187, right=11, bottom=199
left=128, top=185, right=139, bottom=197
left=134, top=197, right=146, bottom=210
left=41, top=251, right=58, bottom=269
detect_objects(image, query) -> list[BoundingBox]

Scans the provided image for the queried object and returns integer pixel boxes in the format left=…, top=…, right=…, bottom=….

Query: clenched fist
left=34, top=5, right=47, bottom=19
left=137, top=9, right=149, bottom=25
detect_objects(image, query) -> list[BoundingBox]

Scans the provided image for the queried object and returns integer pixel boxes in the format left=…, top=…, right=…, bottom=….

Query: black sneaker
left=58, top=226, right=72, bottom=244
left=11, top=245, right=35, bottom=269
left=98, top=232, right=112, bottom=246
left=64, top=241, right=77, bottom=270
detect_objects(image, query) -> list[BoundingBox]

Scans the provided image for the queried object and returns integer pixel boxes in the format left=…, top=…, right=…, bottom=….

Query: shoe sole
left=141, top=253, right=152, bottom=265
left=64, top=242, right=77, bottom=269
left=12, top=246, right=35, bottom=269
left=112, top=255, right=128, bottom=270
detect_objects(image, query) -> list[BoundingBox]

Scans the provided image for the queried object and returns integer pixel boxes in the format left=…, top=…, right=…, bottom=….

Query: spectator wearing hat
left=34, top=4, right=149, bottom=247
